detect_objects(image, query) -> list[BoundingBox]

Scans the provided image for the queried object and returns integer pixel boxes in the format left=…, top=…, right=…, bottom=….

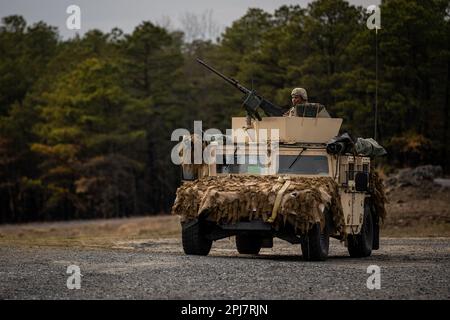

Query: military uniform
left=286, top=103, right=330, bottom=118
left=285, top=87, right=330, bottom=118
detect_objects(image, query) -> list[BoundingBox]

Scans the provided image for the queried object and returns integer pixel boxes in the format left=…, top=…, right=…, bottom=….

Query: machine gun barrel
left=196, top=59, right=249, bottom=95
left=196, top=58, right=285, bottom=119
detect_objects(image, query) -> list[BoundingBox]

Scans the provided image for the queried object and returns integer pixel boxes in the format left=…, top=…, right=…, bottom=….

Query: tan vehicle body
left=174, top=116, right=382, bottom=260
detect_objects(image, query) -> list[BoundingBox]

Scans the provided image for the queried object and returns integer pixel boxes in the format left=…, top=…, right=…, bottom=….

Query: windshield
left=278, top=155, right=329, bottom=175
left=216, top=154, right=267, bottom=175
left=216, top=154, right=329, bottom=175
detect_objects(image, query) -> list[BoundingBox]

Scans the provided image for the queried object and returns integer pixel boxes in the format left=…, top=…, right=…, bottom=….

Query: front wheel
left=182, top=221, right=212, bottom=256
left=301, top=221, right=330, bottom=261
left=347, top=205, right=373, bottom=258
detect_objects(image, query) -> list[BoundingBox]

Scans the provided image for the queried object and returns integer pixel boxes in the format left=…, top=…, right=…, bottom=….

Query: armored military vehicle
left=171, top=61, right=386, bottom=261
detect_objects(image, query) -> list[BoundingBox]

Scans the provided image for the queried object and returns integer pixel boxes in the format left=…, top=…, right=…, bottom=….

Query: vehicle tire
left=236, top=234, right=262, bottom=254
left=347, top=204, right=373, bottom=258
left=301, top=219, right=330, bottom=261
left=182, top=221, right=212, bottom=256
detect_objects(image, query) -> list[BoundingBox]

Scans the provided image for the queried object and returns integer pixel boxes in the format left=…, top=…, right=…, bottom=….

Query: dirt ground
left=382, top=184, right=450, bottom=237
left=1, top=237, right=449, bottom=299
left=0, top=185, right=448, bottom=300
left=0, top=215, right=180, bottom=248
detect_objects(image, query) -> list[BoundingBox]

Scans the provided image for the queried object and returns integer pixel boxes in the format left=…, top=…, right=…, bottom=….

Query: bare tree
left=179, top=9, right=222, bottom=43
left=156, top=15, right=173, bottom=31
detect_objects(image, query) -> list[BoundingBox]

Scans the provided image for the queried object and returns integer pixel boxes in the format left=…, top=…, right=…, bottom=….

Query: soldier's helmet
left=291, top=88, right=308, bottom=101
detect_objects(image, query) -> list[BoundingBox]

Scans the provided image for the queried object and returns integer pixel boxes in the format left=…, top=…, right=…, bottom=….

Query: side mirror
left=355, top=172, right=369, bottom=192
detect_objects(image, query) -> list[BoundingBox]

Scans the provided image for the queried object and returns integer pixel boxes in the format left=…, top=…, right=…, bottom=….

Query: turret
left=231, top=116, right=343, bottom=144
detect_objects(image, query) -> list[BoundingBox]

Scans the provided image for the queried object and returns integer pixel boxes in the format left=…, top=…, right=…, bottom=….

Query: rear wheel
left=182, top=221, right=212, bottom=256
left=301, top=220, right=330, bottom=261
left=347, top=205, right=373, bottom=258
left=236, top=234, right=262, bottom=254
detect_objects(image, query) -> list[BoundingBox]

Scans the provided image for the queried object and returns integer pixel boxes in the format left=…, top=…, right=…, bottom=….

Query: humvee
left=173, top=115, right=382, bottom=261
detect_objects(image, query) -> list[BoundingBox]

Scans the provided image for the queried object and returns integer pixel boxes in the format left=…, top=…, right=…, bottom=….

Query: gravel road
left=1, top=238, right=449, bottom=300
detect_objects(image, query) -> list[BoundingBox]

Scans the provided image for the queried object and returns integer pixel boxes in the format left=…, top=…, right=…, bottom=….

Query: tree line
left=0, top=0, right=449, bottom=223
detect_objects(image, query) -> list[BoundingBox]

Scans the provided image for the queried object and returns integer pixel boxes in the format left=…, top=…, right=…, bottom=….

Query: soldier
left=285, top=87, right=330, bottom=118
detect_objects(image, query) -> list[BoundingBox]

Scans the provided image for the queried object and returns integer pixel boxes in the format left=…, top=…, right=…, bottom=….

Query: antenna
left=374, top=28, right=379, bottom=140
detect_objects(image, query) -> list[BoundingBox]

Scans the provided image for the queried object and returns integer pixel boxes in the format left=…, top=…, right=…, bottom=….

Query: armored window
left=277, top=155, right=329, bottom=175
left=216, top=154, right=268, bottom=175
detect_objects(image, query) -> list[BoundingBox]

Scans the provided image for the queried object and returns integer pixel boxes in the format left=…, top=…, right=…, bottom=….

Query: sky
left=0, top=0, right=381, bottom=39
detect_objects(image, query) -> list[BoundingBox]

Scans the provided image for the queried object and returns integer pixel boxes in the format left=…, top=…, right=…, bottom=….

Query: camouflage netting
left=172, top=175, right=345, bottom=235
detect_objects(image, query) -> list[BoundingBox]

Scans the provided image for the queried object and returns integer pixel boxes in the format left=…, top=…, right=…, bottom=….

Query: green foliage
left=0, top=0, right=449, bottom=222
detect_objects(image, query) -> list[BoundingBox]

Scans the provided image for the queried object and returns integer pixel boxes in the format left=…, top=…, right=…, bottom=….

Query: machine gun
left=196, top=59, right=285, bottom=121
